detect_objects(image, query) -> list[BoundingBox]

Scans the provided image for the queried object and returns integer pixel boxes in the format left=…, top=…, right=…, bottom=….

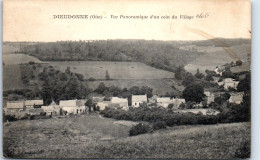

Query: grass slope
left=3, top=115, right=250, bottom=159
left=48, top=61, right=180, bottom=94
left=47, top=61, right=175, bottom=80
left=185, top=44, right=251, bottom=74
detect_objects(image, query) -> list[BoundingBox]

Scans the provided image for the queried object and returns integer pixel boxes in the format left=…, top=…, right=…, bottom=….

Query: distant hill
left=184, top=42, right=251, bottom=74
left=2, top=38, right=250, bottom=94
left=9, top=40, right=205, bottom=72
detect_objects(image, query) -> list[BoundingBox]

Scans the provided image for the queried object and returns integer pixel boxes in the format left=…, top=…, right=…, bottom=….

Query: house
left=59, top=100, right=86, bottom=115
left=132, top=94, right=148, bottom=107
left=156, top=97, right=172, bottom=108
left=229, top=92, right=244, bottom=104
left=27, top=108, right=44, bottom=115
left=172, top=98, right=186, bottom=109
left=223, top=78, right=239, bottom=90
left=214, top=67, right=223, bottom=76
left=4, top=100, right=44, bottom=116
left=92, top=96, right=105, bottom=103
left=4, top=101, right=25, bottom=114
left=42, top=101, right=61, bottom=116
left=204, top=91, right=215, bottom=105
left=111, top=97, right=128, bottom=108
left=148, top=95, right=159, bottom=104
left=24, top=99, right=43, bottom=108
left=96, top=101, right=111, bottom=111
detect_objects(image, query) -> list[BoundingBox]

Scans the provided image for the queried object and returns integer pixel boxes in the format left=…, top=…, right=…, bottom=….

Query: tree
left=105, top=70, right=110, bottom=80
left=95, top=82, right=107, bottom=94
left=85, top=99, right=93, bottom=112
left=182, top=83, right=205, bottom=103
left=236, top=60, right=243, bottom=66
left=175, top=66, right=185, bottom=80
left=205, top=74, right=214, bottom=81
left=237, top=73, right=250, bottom=93
left=60, top=73, right=68, bottom=81
left=65, top=67, right=71, bottom=75
left=75, top=73, right=84, bottom=81
left=214, top=96, right=224, bottom=105
left=168, top=104, right=174, bottom=109
left=194, top=69, right=204, bottom=79
left=41, top=81, right=52, bottom=105
left=182, top=73, right=195, bottom=86
left=129, top=86, right=140, bottom=95
left=140, top=86, right=153, bottom=98
left=222, top=92, right=231, bottom=101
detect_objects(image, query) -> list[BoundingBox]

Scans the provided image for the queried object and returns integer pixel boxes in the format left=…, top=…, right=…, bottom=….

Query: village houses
left=204, top=91, right=215, bottom=105
left=214, top=66, right=223, bottom=76
left=5, top=101, right=25, bottom=113
left=59, top=99, right=87, bottom=115
left=110, top=97, right=129, bottom=110
left=229, top=92, right=244, bottom=104
left=96, top=101, right=111, bottom=111
left=223, top=78, right=239, bottom=90
left=156, top=97, right=172, bottom=108
left=132, top=94, right=148, bottom=107
left=4, top=99, right=44, bottom=116
left=172, top=98, right=186, bottom=109
left=24, top=99, right=44, bottom=108
left=42, top=100, right=61, bottom=116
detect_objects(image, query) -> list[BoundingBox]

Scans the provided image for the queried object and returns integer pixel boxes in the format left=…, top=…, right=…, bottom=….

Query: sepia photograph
left=2, top=0, right=251, bottom=159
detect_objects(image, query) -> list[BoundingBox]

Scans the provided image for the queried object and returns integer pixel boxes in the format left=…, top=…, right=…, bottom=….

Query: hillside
left=3, top=116, right=250, bottom=159
left=2, top=38, right=250, bottom=95
left=184, top=40, right=251, bottom=74
left=17, top=40, right=205, bottom=71
left=47, top=61, right=175, bottom=80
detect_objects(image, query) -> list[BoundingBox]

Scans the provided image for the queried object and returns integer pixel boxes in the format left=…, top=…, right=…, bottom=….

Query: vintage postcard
left=2, top=0, right=251, bottom=159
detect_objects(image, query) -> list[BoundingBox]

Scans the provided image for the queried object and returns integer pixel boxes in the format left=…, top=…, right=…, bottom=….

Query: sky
left=3, top=0, right=251, bottom=42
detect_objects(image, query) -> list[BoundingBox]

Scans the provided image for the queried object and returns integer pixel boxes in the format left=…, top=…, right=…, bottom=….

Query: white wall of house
left=96, top=102, right=110, bottom=110
left=157, top=102, right=170, bottom=108
left=62, top=106, right=86, bottom=115
left=132, top=101, right=143, bottom=107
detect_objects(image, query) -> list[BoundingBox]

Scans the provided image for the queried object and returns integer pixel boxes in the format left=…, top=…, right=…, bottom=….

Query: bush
left=89, top=77, right=96, bottom=81
left=152, top=120, right=167, bottom=130
left=28, top=61, right=35, bottom=65
left=3, top=114, right=17, bottom=122
left=129, top=123, right=150, bottom=136
left=236, top=60, right=243, bottom=66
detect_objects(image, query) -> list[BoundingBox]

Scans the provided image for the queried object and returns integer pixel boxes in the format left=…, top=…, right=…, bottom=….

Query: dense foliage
left=129, top=123, right=150, bottom=136
left=40, top=67, right=91, bottom=105
left=182, top=83, right=205, bottom=103
left=101, top=99, right=250, bottom=133
left=20, top=40, right=204, bottom=74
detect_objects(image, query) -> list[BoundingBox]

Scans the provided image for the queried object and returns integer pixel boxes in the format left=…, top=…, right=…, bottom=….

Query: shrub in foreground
left=152, top=120, right=167, bottom=130
left=129, top=123, right=150, bottom=136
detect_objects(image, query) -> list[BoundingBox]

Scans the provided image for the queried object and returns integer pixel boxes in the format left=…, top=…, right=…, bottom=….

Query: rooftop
left=156, top=97, right=172, bottom=103
left=132, top=94, right=147, bottom=102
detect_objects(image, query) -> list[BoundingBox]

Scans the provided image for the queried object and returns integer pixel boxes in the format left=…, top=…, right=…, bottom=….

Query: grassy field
left=48, top=61, right=175, bottom=80
left=3, top=115, right=250, bottom=159
left=47, top=61, right=180, bottom=94
left=184, top=44, right=251, bottom=74
left=2, top=44, right=43, bottom=65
